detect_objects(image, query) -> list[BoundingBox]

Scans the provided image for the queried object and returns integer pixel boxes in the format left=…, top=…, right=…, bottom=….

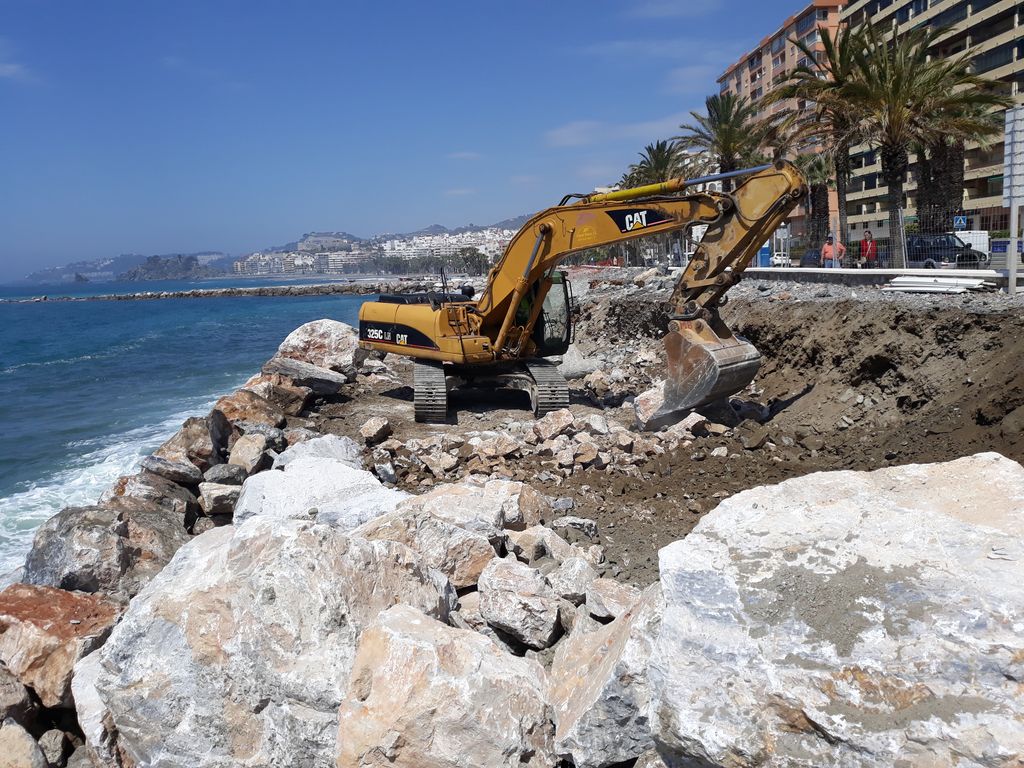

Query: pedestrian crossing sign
left=953, top=215, right=967, bottom=230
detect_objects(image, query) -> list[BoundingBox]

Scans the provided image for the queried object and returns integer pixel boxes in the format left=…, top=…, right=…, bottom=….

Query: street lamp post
left=1002, top=107, right=1023, bottom=296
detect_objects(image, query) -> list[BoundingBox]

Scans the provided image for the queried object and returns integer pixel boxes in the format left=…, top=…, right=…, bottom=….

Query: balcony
left=965, top=162, right=1003, bottom=181
left=972, top=41, right=1015, bottom=74
left=964, top=193, right=1005, bottom=210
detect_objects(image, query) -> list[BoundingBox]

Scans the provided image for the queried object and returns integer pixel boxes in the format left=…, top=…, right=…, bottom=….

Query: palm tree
left=676, top=93, right=763, bottom=191
left=796, top=152, right=835, bottom=249
left=769, top=25, right=866, bottom=250
left=756, top=112, right=801, bottom=163
left=846, top=24, right=1012, bottom=266
left=626, top=139, right=684, bottom=185
left=917, top=99, right=1003, bottom=234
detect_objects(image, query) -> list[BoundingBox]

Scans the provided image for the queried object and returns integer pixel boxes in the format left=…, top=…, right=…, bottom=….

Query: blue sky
left=0, top=0, right=791, bottom=279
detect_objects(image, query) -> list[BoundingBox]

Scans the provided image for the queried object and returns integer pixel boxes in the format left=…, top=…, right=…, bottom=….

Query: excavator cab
left=533, top=271, right=572, bottom=357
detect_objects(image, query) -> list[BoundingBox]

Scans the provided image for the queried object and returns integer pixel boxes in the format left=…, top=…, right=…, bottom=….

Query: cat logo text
left=624, top=211, right=649, bottom=231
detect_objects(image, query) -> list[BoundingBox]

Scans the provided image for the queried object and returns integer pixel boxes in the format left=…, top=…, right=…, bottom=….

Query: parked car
left=770, top=252, right=792, bottom=267
left=905, top=234, right=989, bottom=269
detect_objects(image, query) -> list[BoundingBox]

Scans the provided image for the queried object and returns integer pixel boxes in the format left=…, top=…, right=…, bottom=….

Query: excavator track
left=413, top=360, right=448, bottom=423
left=526, top=359, right=569, bottom=417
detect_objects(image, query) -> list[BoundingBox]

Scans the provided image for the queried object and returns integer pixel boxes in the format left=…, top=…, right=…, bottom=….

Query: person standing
left=859, top=230, right=878, bottom=268
left=820, top=235, right=846, bottom=268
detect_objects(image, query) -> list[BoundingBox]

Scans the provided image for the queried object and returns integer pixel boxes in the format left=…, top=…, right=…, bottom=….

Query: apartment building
left=842, top=0, right=1024, bottom=237
left=718, top=0, right=846, bottom=241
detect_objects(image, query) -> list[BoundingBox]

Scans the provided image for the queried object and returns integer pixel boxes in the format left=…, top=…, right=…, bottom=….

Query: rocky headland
left=0, top=269, right=1022, bottom=767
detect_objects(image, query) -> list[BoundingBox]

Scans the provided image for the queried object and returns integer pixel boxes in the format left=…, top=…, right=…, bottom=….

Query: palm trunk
left=720, top=157, right=737, bottom=193
left=917, top=144, right=939, bottom=233
left=945, top=139, right=966, bottom=228
left=881, top=144, right=909, bottom=268
left=835, top=140, right=851, bottom=264
left=811, top=183, right=830, bottom=249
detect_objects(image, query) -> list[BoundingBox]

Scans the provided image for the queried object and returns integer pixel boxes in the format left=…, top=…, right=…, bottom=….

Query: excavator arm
left=473, top=161, right=804, bottom=359
left=358, top=161, right=805, bottom=422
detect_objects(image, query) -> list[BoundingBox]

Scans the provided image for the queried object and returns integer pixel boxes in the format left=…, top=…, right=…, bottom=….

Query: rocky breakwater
left=0, top=309, right=1019, bottom=766
left=4, top=279, right=441, bottom=304
left=69, top=448, right=1024, bottom=767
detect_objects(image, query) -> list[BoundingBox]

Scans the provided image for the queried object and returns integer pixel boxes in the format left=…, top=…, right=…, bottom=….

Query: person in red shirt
left=820, top=236, right=846, bottom=268
left=859, top=230, right=878, bottom=268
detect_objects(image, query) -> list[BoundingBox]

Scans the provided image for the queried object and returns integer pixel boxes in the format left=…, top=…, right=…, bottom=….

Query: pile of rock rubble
left=0, top=317, right=1020, bottom=767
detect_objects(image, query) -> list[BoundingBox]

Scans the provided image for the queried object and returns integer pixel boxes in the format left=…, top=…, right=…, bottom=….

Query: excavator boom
left=358, top=161, right=805, bottom=423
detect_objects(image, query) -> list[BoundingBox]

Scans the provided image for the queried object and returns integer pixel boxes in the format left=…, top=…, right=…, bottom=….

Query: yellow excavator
left=357, top=161, right=805, bottom=424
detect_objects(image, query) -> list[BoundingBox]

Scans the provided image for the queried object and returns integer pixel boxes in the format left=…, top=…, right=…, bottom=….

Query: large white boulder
left=649, top=452, right=1024, bottom=767
left=336, top=604, right=555, bottom=767
left=234, top=456, right=407, bottom=529
left=399, top=478, right=551, bottom=542
left=84, top=517, right=455, bottom=768
left=272, top=434, right=363, bottom=470
left=0, top=720, right=46, bottom=768
left=353, top=507, right=496, bottom=590
left=478, top=558, right=561, bottom=650
left=276, top=319, right=362, bottom=372
left=549, top=585, right=661, bottom=768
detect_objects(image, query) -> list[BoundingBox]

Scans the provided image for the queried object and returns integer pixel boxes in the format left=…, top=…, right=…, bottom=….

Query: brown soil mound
left=729, top=296, right=1024, bottom=468
left=545, top=289, right=1024, bottom=584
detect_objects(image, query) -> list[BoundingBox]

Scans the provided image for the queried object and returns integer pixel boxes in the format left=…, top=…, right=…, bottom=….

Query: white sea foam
left=0, top=392, right=225, bottom=576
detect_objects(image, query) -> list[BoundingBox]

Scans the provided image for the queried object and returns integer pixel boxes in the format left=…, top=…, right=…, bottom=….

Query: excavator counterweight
left=357, top=161, right=805, bottom=425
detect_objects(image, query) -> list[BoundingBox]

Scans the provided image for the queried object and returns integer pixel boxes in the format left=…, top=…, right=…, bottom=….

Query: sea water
left=0, top=281, right=365, bottom=575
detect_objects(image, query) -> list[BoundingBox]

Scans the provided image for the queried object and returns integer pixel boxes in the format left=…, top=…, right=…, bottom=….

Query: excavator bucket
left=650, top=315, right=761, bottom=429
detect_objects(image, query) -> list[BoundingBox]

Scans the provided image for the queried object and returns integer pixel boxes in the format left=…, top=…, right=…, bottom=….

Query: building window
left=973, top=42, right=1015, bottom=73
left=930, top=2, right=968, bottom=28
left=795, top=12, right=815, bottom=36
left=771, top=35, right=786, bottom=53
left=911, top=0, right=928, bottom=16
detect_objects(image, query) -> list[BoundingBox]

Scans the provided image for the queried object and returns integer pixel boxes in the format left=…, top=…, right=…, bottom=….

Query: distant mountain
left=487, top=214, right=531, bottom=231
left=118, top=254, right=227, bottom=282
left=21, top=254, right=150, bottom=284
left=17, top=212, right=531, bottom=286
left=264, top=232, right=363, bottom=253
left=18, top=251, right=231, bottom=285
left=374, top=215, right=530, bottom=242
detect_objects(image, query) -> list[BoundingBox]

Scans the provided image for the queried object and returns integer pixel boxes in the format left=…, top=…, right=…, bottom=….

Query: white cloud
left=665, top=63, right=725, bottom=94
left=545, top=120, right=604, bottom=148
left=0, top=63, right=27, bottom=80
left=447, top=151, right=481, bottom=160
left=444, top=188, right=476, bottom=196
left=0, top=39, right=33, bottom=83
left=545, top=112, right=692, bottom=148
left=578, top=36, right=743, bottom=95
left=576, top=164, right=621, bottom=183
